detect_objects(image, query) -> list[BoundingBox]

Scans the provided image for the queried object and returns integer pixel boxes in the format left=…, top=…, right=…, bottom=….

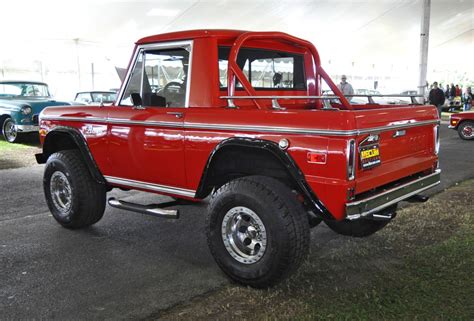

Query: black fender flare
left=195, top=137, right=331, bottom=219
left=35, top=126, right=106, bottom=185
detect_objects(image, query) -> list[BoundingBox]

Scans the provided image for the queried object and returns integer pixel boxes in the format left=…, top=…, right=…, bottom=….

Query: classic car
left=36, top=30, right=440, bottom=287
left=449, top=111, right=474, bottom=140
left=0, top=81, right=71, bottom=143
left=74, top=91, right=117, bottom=105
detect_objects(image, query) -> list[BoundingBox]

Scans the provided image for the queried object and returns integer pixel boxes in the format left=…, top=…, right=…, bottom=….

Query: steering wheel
left=160, top=81, right=185, bottom=107
left=163, top=81, right=184, bottom=94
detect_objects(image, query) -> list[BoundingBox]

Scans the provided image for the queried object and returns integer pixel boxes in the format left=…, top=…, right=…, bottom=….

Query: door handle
left=166, top=112, right=184, bottom=119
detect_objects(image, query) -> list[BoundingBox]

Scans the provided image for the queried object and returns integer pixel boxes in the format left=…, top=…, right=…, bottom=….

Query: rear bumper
left=346, top=169, right=441, bottom=220
left=448, top=125, right=456, bottom=129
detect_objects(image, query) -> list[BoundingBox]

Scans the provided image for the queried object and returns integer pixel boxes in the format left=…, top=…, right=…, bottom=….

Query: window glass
left=0, top=82, right=49, bottom=97
left=218, top=47, right=305, bottom=90
left=91, top=92, right=116, bottom=103
left=120, top=53, right=143, bottom=106
left=75, top=93, right=91, bottom=103
left=120, top=46, right=190, bottom=107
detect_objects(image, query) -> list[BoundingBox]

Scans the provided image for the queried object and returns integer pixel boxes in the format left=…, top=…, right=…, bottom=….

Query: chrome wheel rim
left=221, top=206, right=267, bottom=264
left=50, top=171, right=72, bottom=215
left=462, top=124, right=473, bottom=138
left=3, top=119, right=17, bottom=142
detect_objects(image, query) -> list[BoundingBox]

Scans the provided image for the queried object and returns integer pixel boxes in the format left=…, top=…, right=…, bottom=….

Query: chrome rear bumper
left=346, top=169, right=441, bottom=220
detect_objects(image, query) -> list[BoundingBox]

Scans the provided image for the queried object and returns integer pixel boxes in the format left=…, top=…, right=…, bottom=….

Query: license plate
left=360, top=144, right=381, bottom=169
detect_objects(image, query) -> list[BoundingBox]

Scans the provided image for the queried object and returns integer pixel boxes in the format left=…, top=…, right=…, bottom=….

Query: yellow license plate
left=361, top=147, right=380, bottom=160
left=360, top=144, right=381, bottom=169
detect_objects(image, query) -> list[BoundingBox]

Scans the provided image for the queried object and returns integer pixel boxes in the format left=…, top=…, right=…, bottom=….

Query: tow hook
left=405, top=194, right=430, bottom=203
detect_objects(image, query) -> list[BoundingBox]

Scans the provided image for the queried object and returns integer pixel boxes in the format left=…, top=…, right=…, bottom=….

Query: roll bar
left=225, top=31, right=353, bottom=110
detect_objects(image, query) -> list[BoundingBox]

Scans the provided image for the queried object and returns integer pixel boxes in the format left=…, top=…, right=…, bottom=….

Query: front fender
left=36, top=126, right=106, bottom=184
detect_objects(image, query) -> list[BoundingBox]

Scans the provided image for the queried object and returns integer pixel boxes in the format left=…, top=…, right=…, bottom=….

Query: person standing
left=428, top=82, right=445, bottom=117
left=455, top=84, right=461, bottom=97
left=337, top=75, right=354, bottom=100
left=450, top=84, right=456, bottom=98
left=462, top=87, right=472, bottom=111
left=445, top=84, right=450, bottom=98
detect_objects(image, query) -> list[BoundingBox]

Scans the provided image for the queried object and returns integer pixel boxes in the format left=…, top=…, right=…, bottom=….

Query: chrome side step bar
left=108, top=197, right=179, bottom=219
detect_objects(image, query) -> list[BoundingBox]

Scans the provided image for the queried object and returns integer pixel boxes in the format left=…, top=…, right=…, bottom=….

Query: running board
left=108, top=197, right=179, bottom=219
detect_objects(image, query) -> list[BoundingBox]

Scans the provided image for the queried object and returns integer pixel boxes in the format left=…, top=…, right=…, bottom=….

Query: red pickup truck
left=36, top=30, right=440, bottom=287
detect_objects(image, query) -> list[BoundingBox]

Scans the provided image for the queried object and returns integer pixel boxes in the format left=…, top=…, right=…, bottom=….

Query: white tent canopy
left=0, top=0, right=472, bottom=99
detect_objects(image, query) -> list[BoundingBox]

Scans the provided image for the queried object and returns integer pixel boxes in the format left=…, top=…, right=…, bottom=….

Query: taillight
left=347, top=139, right=356, bottom=180
left=434, top=125, right=440, bottom=155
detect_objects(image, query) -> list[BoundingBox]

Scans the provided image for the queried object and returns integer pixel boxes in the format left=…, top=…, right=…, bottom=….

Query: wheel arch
left=0, top=114, right=10, bottom=133
left=195, top=137, right=331, bottom=219
left=36, top=126, right=105, bottom=184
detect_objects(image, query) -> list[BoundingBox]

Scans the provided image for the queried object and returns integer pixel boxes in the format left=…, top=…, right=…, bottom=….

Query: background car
left=74, top=91, right=117, bottom=105
left=449, top=111, right=474, bottom=140
left=0, top=80, right=71, bottom=143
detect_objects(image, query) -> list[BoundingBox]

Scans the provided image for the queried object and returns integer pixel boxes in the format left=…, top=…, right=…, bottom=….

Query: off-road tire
left=324, top=205, right=397, bottom=237
left=44, top=149, right=106, bottom=229
left=207, top=175, right=310, bottom=288
left=458, top=121, right=474, bottom=140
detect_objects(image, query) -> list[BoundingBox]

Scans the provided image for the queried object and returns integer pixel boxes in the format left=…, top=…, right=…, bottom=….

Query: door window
left=120, top=45, right=191, bottom=107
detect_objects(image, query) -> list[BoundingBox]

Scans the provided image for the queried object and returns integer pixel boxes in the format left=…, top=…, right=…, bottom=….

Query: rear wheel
left=458, top=121, right=474, bottom=140
left=324, top=205, right=397, bottom=237
left=207, top=176, right=310, bottom=288
left=2, top=117, right=20, bottom=143
left=44, top=150, right=106, bottom=229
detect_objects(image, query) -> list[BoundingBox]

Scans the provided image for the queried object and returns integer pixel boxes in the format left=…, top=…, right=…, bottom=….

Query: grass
left=0, top=139, right=34, bottom=150
left=0, top=136, right=41, bottom=169
left=306, top=230, right=474, bottom=320
left=159, top=180, right=474, bottom=321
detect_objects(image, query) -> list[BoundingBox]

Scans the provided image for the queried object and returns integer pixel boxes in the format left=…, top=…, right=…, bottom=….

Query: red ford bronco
left=36, top=30, right=441, bottom=287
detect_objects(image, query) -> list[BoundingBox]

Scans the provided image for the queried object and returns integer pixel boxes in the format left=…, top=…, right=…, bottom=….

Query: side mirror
left=131, top=93, right=145, bottom=109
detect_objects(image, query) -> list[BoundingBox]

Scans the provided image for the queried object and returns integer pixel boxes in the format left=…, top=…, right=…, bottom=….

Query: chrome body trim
left=345, top=169, right=441, bottom=220
left=346, top=139, right=356, bottom=180
left=14, top=124, right=39, bottom=132
left=220, top=95, right=340, bottom=100
left=40, top=116, right=439, bottom=137
left=104, top=175, right=196, bottom=198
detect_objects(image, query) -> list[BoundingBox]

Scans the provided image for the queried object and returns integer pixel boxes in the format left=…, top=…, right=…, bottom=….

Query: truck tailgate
left=351, top=105, right=439, bottom=194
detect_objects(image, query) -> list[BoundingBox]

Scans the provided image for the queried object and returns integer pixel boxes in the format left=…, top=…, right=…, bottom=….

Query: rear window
left=218, top=46, right=306, bottom=90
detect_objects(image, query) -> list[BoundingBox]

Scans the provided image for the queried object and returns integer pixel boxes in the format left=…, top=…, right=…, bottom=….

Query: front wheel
left=458, top=121, right=474, bottom=140
left=44, top=150, right=106, bottom=229
left=207, top=176, right=310, bottom=288
left=2, top=117, right=20, bottom=143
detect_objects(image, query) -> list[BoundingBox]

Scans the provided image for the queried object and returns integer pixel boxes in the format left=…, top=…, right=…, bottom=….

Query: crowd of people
left=428, top=82, right=473, bottom=116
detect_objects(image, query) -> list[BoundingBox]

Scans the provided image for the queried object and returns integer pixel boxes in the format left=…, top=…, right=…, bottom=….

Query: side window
left=120, top=46, right=190, bottom=107
left=120, top=53, right=143, bottom=106
left=218, top=47, right=305, bottom=90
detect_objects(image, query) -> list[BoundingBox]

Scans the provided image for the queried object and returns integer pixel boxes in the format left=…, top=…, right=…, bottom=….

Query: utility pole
left=418, top=0, right=431, bottom=101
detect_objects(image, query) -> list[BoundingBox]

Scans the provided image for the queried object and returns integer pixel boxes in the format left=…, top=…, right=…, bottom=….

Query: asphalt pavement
left=1, top=124, right=473, bottom=320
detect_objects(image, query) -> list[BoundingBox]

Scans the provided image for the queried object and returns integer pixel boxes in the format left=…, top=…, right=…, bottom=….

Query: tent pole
left=418, top=0, right=431, bottom=101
